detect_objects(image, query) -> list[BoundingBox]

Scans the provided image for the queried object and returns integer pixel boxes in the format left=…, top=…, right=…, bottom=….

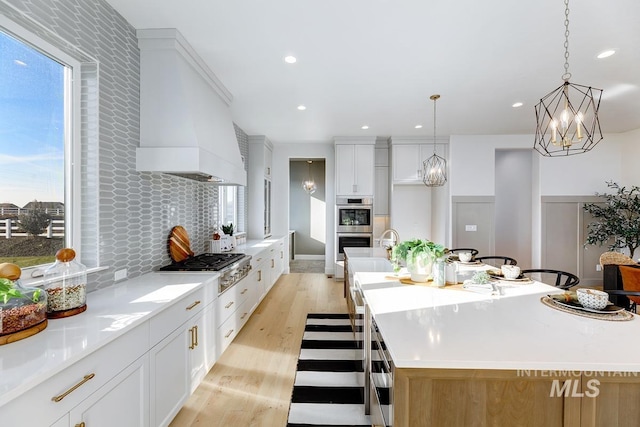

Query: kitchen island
left=353, top=261, right=640, bottom=427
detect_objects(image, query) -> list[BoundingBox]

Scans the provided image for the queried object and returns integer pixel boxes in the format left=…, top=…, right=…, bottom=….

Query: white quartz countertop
left=344, top=247, right=389, bottom=259
left=0, top=271, right=219, bottom=407
left=231, top=236, right=286, bottom=258
left=354, top=265, right=640, bottom=372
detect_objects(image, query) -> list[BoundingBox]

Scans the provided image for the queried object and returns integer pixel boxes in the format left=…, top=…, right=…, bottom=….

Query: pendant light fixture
left=302, top=160, right=317, bottom=194
left=534, top=0, right=603, bottom=156
left=423, top=94, right=447, bottom=187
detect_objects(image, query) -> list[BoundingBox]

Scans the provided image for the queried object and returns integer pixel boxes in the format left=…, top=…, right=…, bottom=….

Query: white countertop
left=344, top=247, right=389, bottom=259
left=0, top=271, right=219, bottom=407
left=354, top=262, right=640, bottom=372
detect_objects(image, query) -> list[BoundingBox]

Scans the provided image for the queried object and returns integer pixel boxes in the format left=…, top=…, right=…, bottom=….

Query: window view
left=219, top=186, right=238, bottom=235
left=0, top=29, right=68, bottom=268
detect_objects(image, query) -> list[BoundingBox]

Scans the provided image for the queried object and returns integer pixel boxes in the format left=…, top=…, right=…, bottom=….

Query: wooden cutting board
left=168, top=225, right=194, bottom=263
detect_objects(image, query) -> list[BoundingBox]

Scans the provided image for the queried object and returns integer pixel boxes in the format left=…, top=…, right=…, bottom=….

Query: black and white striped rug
left=286, top=313, right=371, bottom=427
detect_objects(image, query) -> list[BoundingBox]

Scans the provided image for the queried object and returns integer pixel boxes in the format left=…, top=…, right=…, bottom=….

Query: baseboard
left=294, top=254, right=325, bottom=260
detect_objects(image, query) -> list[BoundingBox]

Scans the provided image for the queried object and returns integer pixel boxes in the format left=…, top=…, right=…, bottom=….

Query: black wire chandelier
left=423, top=94, right=447, bottom=187
left=534, top=0, right=603, bottom=156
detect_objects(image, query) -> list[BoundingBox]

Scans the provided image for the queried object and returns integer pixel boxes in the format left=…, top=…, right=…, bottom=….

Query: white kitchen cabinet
left=248, top=135, right=273, bottom=239
left=69, top=354, right=149, bottom=427
left=1, top=321, right=149, bottom=427
left=391, top=142, right=448, bottom=184
left=149, top=286, right=214, bottom=427
left=335, top=141, right=375, bottom=196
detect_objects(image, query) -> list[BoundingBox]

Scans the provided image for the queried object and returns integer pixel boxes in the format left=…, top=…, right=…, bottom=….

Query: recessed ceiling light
left=297, top=105, right=306, bottom=111
left=13, top=59, right=27, bottom=66
left=512, top=102, right=523, bottom=108
left=361, top=125, right=369, bottom=130
left=284, top=55, right=297, bottom=64
left=415, top=125, right=423, bottom=129
left=597, top=50, right=616, bottom=59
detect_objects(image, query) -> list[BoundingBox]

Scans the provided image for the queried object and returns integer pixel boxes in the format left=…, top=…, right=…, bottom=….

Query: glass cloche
left=43, top=248, right=87, bottom=318
left=0, top=262, right=48, bottom=343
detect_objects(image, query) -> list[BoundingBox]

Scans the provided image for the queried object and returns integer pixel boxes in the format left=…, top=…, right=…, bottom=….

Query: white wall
left=450, top=133, right=626, bottom=197
left=271, top=142, right=335, bottom=275
left=620, top=128, right=640, bottom=186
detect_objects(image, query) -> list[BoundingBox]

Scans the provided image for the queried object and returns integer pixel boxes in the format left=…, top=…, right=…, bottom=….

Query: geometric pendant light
left=423, top=94, right=447, bottom=187
left=534, top=0, right=603, bottom=156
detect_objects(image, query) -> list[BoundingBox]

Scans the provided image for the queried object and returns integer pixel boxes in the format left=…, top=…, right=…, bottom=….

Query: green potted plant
left=221, top=223, right=234, bottom=236
left=391, top=238, right=446, bottom=282
left=583, top=181, right=640, bottom=259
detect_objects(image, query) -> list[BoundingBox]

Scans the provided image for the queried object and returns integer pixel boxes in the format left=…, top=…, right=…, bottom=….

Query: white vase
left=407, top=253, right=433, bottom=282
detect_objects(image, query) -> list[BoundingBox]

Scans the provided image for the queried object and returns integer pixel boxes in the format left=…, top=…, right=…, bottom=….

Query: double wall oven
left=336, top=197, right=373, bottom=261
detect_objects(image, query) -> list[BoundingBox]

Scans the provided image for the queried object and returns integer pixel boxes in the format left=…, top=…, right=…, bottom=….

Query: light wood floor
left=169, top=272, right=347, bottom=426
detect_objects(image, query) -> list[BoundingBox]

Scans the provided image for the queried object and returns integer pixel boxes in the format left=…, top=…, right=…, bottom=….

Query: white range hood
left=136, top=28, right=246, bottom=185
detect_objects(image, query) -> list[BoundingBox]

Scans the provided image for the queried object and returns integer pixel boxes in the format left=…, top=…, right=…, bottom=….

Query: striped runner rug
left=286, top=313, right=371, bottom=427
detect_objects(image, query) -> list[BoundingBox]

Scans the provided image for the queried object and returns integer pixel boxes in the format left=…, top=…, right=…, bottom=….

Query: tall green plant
left=583, top=181, right=640, bottom=259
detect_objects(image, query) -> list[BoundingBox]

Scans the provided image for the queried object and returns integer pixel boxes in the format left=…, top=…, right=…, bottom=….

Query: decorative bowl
left=576, top=288, right=609, bottom=310
left=458, top=252, right=472, bottom=263
left=501, top=265, right=521, bottom=279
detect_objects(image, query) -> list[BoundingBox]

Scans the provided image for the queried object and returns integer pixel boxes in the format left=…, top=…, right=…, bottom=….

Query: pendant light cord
left=430, top=94, right=440, bottom=154
left=562, top=0, right=571, bottom=81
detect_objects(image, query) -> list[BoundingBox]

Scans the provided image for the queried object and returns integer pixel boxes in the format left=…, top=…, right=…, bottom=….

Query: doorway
left=289, top=159, right=326, bottom=271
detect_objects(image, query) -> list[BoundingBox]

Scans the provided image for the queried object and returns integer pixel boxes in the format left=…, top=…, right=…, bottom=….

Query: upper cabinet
left=390, top=138, right=448, bottom=184
left=248, top=136, right=273, bottom=239
left=335, top=137, right=376, bottom=196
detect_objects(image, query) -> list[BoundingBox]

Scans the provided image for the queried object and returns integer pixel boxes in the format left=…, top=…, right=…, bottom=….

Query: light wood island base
left=394, top=368, right=640, bottom=427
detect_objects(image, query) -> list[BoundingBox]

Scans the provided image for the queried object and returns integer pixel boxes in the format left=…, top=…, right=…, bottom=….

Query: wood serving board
left=168, top=225, right=194, bottom=263
left=47, top=304, right=87, bottom=319
left=0, top=319, right=48, bottom=345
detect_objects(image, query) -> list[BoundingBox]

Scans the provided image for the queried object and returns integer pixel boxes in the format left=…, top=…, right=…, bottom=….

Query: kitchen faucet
left=378, top=229, right=400, bottom=248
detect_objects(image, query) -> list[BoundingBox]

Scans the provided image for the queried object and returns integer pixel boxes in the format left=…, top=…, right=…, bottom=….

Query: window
left=219, top=186, right=238, bottom=233
left=0, top=22, right=80, bottom=269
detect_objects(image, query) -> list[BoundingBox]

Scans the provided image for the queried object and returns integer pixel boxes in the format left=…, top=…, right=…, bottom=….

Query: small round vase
left=407, top=254, right=433, bottom=282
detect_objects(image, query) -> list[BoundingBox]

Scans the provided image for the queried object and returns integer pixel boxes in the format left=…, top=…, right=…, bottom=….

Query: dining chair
left=603, top=290, right=640, bottom=313
left=520, top=269, right=580, bottom=290
left=616, top=265, right=640, bottom=312
left=475, top=256, right=517, bottom=267
left=599, top=251, right=636, bottom=268
left=447, top=248, right=479, bottom=257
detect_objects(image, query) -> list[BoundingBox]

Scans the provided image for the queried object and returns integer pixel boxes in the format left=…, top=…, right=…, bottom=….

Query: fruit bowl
left=576, top=288, right=609, bottom=310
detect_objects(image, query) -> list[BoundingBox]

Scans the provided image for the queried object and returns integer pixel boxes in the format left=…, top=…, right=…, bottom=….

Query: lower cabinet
left=68, top=354, right=149, bottom=427
left=1, top=321, right=149, bottom=427
left=150, top=299, right=215, bottom=427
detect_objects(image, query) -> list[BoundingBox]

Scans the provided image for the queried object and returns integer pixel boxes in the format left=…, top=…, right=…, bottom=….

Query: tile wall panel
left=2, top=0, right=250, bottom=291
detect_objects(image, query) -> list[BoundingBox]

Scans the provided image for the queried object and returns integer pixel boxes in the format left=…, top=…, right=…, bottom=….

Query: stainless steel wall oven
left=336, top=197, right=373, bottom=261
left=336, top=197, right=373, bottom=233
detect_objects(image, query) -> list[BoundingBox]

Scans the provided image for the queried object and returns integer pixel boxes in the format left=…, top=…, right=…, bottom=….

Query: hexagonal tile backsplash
left=3, top=0, right=249, bottom=291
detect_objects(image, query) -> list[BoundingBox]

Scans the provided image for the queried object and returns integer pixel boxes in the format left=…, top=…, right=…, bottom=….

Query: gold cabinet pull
left=280, top=251, right=283, bottom=259
left=194, top=325, right=198, bottom=347
left=258, top=271, right=262, bottom=282
left=271, top=259, right=274, bottom=268
left=186, top=300, right=201, bottom=310
left=225, top=301, right=234, bottom=309
left=241, top=312, right=248, bottom=320
left=52, top=374, right=95, bottom=402
left=75, top=423, right=86, bottom=427
left=189, top=327, right=196, bottom=349
left=224, top=329, right=234, bottom=338
left=241, top=288, right=248, bottom=295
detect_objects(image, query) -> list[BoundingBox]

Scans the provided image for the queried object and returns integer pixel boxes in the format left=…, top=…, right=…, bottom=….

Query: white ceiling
left=104, top=0, right=640, bottom=144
